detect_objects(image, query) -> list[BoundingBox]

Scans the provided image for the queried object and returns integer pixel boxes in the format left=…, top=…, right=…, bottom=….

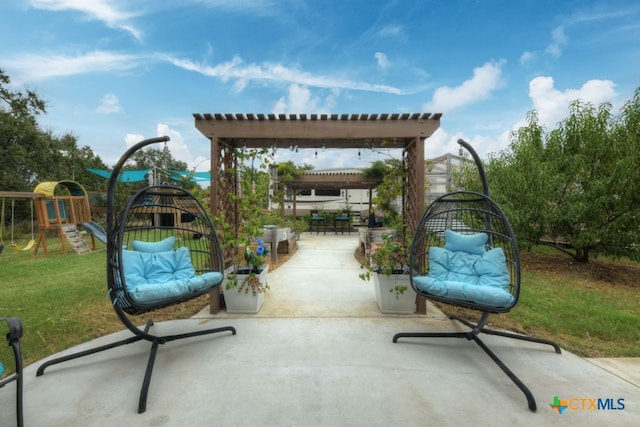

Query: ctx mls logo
left=549, top=395, right=625, bottom=414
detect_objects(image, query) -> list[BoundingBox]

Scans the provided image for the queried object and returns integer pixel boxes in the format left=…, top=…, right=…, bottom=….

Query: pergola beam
left=194, top=112, right=441, bottom=149
left=194, top=111, right=441, bottom=235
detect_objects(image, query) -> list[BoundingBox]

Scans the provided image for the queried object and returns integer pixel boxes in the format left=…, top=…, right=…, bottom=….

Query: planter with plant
left=223, top=238, right=270, bottom=313
left=292, top=217, right=309, bottom=239
left=217, top=147, right=274, bottom=313
left=359, top=235, right=416, bottom=314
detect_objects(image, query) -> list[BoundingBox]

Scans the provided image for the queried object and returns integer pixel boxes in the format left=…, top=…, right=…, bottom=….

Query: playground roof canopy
left=33, top=181, right=88, bottom=197
left=86, top=169, right=211, bottom=183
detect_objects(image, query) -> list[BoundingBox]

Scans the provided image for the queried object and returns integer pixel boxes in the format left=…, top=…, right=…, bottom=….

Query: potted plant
left=360, top=234, right=416, bottom=314
left=223, top=238, right=270, bottom=313
left=292, top=217, right=309, bottom=239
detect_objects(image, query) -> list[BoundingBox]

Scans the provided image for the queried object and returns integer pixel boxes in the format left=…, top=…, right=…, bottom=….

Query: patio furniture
left=393, top=139, right=561, bottom=412
left=309, top=209, right=326, bottom=234
left=1, top=317, right=24, bottom=427
left=35, top=137, right=236, bottom=414
left=334, top=212, right=350, bottom=235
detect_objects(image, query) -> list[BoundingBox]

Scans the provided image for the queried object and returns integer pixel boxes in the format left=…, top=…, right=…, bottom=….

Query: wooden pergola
left=193, top=112, right=442, bottom=237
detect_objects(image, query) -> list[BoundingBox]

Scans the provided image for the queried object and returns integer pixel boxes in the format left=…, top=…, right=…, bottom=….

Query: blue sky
left=1, top=0, right=639, bottom=172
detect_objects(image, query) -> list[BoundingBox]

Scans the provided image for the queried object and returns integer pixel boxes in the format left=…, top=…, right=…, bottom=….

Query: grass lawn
left=433, top=250, right=640, bottom=358
left=0, top=234, right=209, bottom=374
left=1, top=233, right=639, bottom=378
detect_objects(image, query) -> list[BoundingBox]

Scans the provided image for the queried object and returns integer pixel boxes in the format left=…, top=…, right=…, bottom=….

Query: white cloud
left=27, top=0, right=142, bottom=41
left=156, top=124, right=193, bottom=165
left=425, top=128, right=504, bottom=160
left=545, top=26, right=568, bottom=57
left=191, top=156, right=210, bottom=172
left=166, top=55, right=407, bottom=94
left=5, top=51, right=143, bottom=83
left=520, top=25, right=569, bottom=65
left=374, top=52, right=390, bottom=70
left=7, top=49, right=408, bottom=96
left=423, top=60, right=506, bottom=113
left=96, top=93, right=121, bottom=113
left=377, top=24, right=403, bottom=38
left=519, top=51, right=537, bottom=65
left=273, top=84, right=320, bottom=114
left=528, top=76, right=617, bottom=127
left=123, top=125, right=194, bottom=168
left=124, top=133, right=144, bottom=150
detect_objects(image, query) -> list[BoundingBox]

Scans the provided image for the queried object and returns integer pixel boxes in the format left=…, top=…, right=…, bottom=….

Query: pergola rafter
left=194, top=112, right=441, bottom=242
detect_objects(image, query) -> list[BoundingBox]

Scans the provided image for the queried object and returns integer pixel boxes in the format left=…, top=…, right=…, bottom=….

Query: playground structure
left=1, top=180, right=100, bottom=255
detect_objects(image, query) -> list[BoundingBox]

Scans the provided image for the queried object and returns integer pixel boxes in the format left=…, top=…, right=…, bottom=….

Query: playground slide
left=79, top=222, right=107, bottom=245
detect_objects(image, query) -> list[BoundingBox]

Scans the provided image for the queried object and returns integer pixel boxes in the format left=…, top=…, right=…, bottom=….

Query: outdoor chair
left=309, top=209, right=326, bottom=234
left=393, top=139, right=561, bottom=412
left=36, top=137, right=236, bottom=414
left=1, top=317, right=24, bottom=427
left=334, top=212, right=350, bottom=234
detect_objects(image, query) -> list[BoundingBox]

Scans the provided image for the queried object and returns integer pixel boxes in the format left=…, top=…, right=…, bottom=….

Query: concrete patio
left=1, top=233, right=638, bottom=426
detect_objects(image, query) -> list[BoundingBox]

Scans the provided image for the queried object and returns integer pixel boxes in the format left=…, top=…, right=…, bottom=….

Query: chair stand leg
left=37, top=322, right=237, bottom=414
left=452, top=315, right=562, bottom=354
left=393, top=313, right=561, bottom=412
left=138, top=339, right=160, bottom=414
left=36, top=335, right=145, bottom=377
left=136, top=324, right=236, bottom=413
left=470, top=334, right=537, bottom=412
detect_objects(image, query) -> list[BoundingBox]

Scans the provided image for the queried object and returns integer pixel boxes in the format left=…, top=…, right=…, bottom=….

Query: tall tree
left=0, top=68, right=108, bottom=193
left=484, top=87, right=640, bottom=262
left=362, top=158, right=407, bottom=235
left=0, top=68, right=47, bottom=191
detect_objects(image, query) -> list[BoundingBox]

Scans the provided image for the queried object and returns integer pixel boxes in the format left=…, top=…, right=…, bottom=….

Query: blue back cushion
left=131, top=236, right=176, bottom=253
left=444, top=230, right=488, bottom=255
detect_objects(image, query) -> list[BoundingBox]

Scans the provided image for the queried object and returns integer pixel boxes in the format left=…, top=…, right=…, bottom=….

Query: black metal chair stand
left=393, top=311, right=561, bottom=411
left=1, top=317, right=24, bottom=427
left=393, top=139, right=561, bottom=412
left=35, top=137, right=236, bottom=414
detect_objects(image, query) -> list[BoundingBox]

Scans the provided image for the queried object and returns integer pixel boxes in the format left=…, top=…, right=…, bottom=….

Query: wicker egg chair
left=393, top=139, right=561, bottom=412
left=36, top=137, right=236, bottom=414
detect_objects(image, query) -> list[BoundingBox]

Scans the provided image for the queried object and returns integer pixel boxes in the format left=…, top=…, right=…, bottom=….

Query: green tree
left=485, top=87, right=640, bottom=262
left=273, top=160, right=313, bottom=215
left=1, top=68, right=108, bottom=194
left=0, top=68, right=48, bottom=191
left=362, top=158, right=407, bottom=236
left=129, top=144, right=187, bottom=179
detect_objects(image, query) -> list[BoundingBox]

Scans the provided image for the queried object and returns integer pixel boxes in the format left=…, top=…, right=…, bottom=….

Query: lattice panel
left=211, top=138, right=239, bottom=265
left=404, top=137, right=424, bottom=238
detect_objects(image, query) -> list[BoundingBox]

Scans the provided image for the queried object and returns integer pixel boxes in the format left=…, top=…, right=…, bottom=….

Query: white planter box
left=373, top=273, right=416, bottom=314
left=222, top=265, right=269, bottom=314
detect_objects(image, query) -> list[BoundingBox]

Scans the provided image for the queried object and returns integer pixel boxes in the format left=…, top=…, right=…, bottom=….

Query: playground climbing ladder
left=61, top=224, right=92, bottom=254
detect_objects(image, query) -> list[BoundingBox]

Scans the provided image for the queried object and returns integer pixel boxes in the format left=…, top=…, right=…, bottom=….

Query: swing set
left=0, top=193, right=38, bottom=254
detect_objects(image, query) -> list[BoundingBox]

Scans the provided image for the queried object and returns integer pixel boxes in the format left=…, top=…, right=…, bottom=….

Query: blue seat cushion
left=121, top=246, right=222, bottom=304
left=131, top=236, right=176, bottom=253
left=414, top=246, right=514, bottom=308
